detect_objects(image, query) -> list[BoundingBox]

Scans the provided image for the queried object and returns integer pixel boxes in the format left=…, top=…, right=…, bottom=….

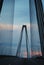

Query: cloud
left=23, top=51, right=42, bottom=57
left=0, top=23, right=30, bottom=30
left=0, top=23, right=38, bottom=31
left=0, top=24, right=13, bottom=30
left=30, top=51, right=42, bottom=56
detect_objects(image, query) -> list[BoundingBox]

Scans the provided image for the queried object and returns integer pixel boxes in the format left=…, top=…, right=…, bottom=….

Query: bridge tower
left=34, top=0, right=44, bottom=56
left=0, top=0, right=3, bottom=13
left=16, top=25, right=29, bottom=58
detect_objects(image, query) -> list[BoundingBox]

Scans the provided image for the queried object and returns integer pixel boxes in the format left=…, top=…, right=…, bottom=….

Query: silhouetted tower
left=16, top=25, right=29, bottom=58
left=34, top=0, right=44, bottom=56
left=0, top=0, right=3, bottom=13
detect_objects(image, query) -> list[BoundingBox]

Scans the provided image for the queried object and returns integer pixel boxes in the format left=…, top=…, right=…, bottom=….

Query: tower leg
left=34, top=0, right=44, bottom=56
left=0, top=0, right=3, bottom=13
left=16, top=25, right=29, bottom=58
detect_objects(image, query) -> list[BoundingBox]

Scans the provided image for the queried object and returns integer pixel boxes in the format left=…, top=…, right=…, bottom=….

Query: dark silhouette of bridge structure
left=16, top=25, right=29, bottom=58
left=0, top=0, right=44, bottom=65
left=34, top=0, right=44, bottom=56
left=0, top=0, right=44, bottom=56
left=0, top=0, right=3, bottom=13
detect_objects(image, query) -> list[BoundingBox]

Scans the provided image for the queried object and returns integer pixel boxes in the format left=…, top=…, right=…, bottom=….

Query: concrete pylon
left=16, top=25, right=29, bottom=58
left=0, top=0, right=3, bottom=13
left=34, top=0, right=44, bottom=56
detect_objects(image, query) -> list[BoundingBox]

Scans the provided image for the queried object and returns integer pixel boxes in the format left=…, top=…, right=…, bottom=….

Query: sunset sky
left=0, top=0, right=42, bottom=58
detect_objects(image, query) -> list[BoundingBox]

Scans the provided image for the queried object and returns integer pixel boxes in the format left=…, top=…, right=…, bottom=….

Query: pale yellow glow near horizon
left=0, top=23, right=30, bottom=30
left=0, top=23, right=38, bottom=30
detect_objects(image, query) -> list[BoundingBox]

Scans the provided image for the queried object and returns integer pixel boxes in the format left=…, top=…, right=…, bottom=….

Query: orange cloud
left=0, top=24, right=13, bottom=30
left=23, top=51, right=42, bottom=58
left=30, top=51, right=42, bottom=56
left=0, top=23, right=30, bottom=30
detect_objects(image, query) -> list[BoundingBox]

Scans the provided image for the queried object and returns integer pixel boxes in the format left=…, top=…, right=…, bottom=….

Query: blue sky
left=0, top=0, right=38, bottom=24
left=0, top=0, right=30, bottom=25
left=0, top=0, right=44, bottom=24
left=0, top=0, right=42, bottom=57
left=0, top=0, right=14, bottom=24
left=14, top=0, right=30, bottom=25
